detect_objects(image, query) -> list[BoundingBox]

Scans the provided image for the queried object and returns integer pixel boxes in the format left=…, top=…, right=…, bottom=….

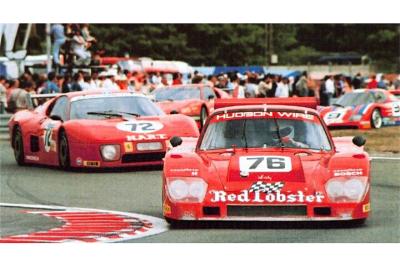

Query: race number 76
left=239, top=156, right=292, bottom=172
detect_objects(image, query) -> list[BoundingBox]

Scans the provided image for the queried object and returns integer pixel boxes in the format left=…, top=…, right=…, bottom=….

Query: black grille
left=328, top=126, right=358, bottom=130
left=121, top=152, right=166, bottom=163
left=227, top=205, right=307, bottom=217
left=314, top=207, right=331, bottom=216
left=203, top=207, right=220, bottom=216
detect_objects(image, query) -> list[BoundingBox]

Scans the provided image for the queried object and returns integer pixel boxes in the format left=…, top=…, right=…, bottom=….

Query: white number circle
left=116, top=120, right=164, bottom=133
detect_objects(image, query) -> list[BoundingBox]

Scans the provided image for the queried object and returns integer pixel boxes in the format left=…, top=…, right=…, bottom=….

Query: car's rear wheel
left=58, top=130, right=71, bottom=170
left=200, top=106, right=208, bottom=129
left=13, top=126, right=25, bottom=165
left=371, top=109, right=382, bottom=129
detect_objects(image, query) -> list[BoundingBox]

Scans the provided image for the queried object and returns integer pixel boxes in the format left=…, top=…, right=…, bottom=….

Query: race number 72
left=239, top=156, right=292, bottom=172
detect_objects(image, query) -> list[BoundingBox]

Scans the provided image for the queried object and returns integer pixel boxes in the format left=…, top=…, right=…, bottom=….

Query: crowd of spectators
left=1, top=68, right=400, bottom=114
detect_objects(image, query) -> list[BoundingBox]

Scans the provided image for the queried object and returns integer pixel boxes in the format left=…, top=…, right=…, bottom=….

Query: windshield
left=200, top=111, right=331, bottom=151
left=152, top=87, right=201, bottom=101
left=70, top=95, right=164, bottom=119
left=335, top=92, right=374, bottom=107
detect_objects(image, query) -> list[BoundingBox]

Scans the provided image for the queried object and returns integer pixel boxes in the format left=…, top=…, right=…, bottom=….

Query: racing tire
left=58, top=130, right=71, bottom=170
left=370, top=109, right=382, bottom=129
left=13, top=126, right=25, bottom=166
left=165, top=217, right=190, bottom=228
left=200, top=106, right=208, bottom=129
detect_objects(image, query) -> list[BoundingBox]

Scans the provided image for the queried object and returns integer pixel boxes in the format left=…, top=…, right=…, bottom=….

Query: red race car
left=162, top=98, right=371, bottom=226
left=151, top=84, right=231, bottom=129
left=319, top=89, right=400, bottom=129
left=8, top=90, right=199, bottom=169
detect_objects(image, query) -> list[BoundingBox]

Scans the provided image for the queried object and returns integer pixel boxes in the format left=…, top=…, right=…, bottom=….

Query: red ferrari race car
left=8, top=90, right=199, bottom=169
left=151, top=84, right=231, bottom=129
left=162, top=98, right=371, bottom=226
left=319, top=89, right=400, bottom=129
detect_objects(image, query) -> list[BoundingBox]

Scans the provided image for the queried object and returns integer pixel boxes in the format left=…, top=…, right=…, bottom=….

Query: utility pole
left=46, top=23, right=52, bottom=73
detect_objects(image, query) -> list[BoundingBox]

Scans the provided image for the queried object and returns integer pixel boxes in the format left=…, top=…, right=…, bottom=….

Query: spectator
left=319, top=76, right=328, bottom=106
left=367, top=74, right=378, bottom=89
left=352, top=73, right=363, bottom=89
left=172, top=73, right=183, bottom=85
left=0, top=76, right=7, bottom=113
left=70, top=73, right=83, bottom=92
left=91, top=71, right=102, bottom=88
left=394, top=75, right=400, bottom=89
left=62, top=74, right=72, bottom=93
left=275, top=77, right=290, bottom=98
left=266, top=74, right=278, bottom=97
left=6, top=79, right=20, bottom=101
left=325, top=75, right=335, bottom=106
left=257, top=75, right=272, bottom=97
left=101, top=71, right=120, bottom=90
left=72, top=30, right=91, bottom=66
left=81, top=75, right=92, bottom=91
left=81, top=24, right=96, bottom=51
left=41, top=72, right=60, bottom=94
left=295, top=71, right=309, bottom=97
left=245, top=75, right=258, bottom=98
left=232, top=75, right=245, bottom=98
left=377, top=74, right=387, bottom=89
left=51, top=24, right=66, bottom=67
left=343, top=76, right=353, bottom=94
left=7, top=83, right=29, bottom=113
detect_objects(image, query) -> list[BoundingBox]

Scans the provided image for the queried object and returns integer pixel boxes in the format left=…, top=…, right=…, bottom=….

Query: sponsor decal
left=239, top=156, right=292, bottom=173
left=43, top=123, right=57, bottom=152
left=25, top=155, right=39, bottom=161
left=209, top=190, right=324, bottom=203
left=83, top=161, right=101, bottom=167
left=215, top=111, right=314, bottom=121
left=170, top=168, right=199, bottom=176
left=76, top=157, right=83, bottom=166
left=392, top=102, right=400, bottom=117
left=324, top=110, right=345, bottom=123
left=126, top=133, right=167, bottom=141
left=163, top=202, right=171, bottom=215
left=363, top=203, right=371, bottom=213
left=333, top=168, right=363, bottom=177
left=124, top=142, right=134, bottom=152
left=117, top=120, right=164, bottom=133
left=249, top=181, right=285, bottom=193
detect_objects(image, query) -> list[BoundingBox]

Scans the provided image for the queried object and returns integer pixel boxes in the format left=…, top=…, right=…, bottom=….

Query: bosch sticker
left=117, top=121, right=163, bottom=133
left=239, top=156, right=292, bottom=173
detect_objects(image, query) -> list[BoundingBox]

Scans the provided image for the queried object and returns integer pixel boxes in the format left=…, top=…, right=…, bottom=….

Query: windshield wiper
left=114, top=111, right=141, bottom=117
left=87, top=111, right=123, bottom=118
left=242, top=119, right=248, bottom=149
left=332, top=103, right=344, bottom=108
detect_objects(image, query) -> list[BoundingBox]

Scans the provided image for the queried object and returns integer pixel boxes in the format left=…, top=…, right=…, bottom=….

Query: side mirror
left=50, top=114, right=63, bottom=122
left=170, top=136, right=183, bottom=147
left=352, top=135, right=366, bottom=147
left=208, top=95, right=215, bottom=101
left=170, top=110, right=179, bottom=114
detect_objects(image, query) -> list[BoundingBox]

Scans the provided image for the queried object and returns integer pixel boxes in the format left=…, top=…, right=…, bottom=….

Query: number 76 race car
left=8, top=90, right=199, bottom=169
left=162, top=97, right=371, bottom=226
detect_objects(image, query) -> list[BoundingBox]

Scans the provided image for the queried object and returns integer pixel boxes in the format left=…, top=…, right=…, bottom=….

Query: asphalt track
left=0, top=140, right=399, bottom=242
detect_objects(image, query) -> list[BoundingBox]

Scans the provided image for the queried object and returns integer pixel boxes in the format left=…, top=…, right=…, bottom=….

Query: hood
left=202, top=149, right=331, bottom=194
left=156, top=99, right=202, bottom=115
left=65, top=115, right=188, bottom=143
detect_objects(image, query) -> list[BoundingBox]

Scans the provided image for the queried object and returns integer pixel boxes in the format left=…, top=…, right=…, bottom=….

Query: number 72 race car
left=8, top=90, right=199, bottom=169
left=162, top=97, right=371, bottom=226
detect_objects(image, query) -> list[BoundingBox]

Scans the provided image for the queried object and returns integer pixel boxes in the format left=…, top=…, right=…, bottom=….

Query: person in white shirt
left=325, top=75, right=335, bottom=105
left=275, top=77, right=290, bottom=98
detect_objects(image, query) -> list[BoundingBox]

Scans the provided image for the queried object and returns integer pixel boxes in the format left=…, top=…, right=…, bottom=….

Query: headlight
left=137, top=142, right=163, bottom=151
left=344, top=179, right=366, bottom=201
left=325, top=177, right=368, bottom=202
left=167, top=178, right=207, bottom=203
left=100, top=145, right=120, bottom=161
left=350, top=114, right=362, bottom=121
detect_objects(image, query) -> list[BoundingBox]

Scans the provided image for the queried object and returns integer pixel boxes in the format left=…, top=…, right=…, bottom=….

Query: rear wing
left=214, top=97, right=319, bottom=110
left=27, top=93, right=59, bottom=109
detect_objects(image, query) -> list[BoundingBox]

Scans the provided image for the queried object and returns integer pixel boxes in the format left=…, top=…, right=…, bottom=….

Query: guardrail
left=0, top=114, right=11, bottom=140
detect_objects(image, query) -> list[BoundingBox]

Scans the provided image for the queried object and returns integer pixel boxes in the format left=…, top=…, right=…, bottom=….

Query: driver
left=268, top=120, right=309, bottom=149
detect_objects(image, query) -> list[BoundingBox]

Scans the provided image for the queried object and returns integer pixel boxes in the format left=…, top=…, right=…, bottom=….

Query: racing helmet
left=268, top=120, right=294, bottom=141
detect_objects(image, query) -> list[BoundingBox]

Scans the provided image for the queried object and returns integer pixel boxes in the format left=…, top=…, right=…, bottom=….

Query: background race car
left=151, top=84, right=231, bottom=129
left=8, top=90, right=199, bottom=169
left=319, top=89, right=400, bottom=129
left=162, top=98, right=371, bottom=226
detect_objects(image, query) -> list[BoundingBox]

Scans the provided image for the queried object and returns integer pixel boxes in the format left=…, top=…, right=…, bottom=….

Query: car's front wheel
left=58, top=130, right=71, bottom=170
left=371, top=109, right=382, bottom=129
left=13, top=126, right=25, bottom=165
